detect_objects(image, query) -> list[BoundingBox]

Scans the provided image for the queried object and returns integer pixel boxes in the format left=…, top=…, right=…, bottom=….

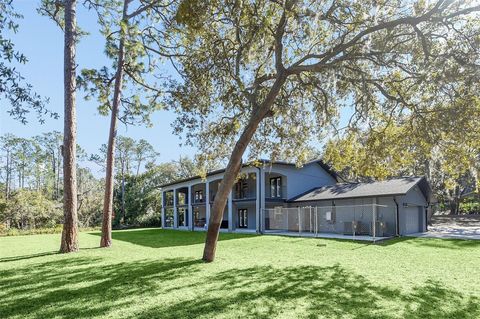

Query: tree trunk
left=202, top=75, right=286, bottom=262
left=5, top=150, right=10, bottom=201
left=56, top=150, right=61, bottom=199
left=60, top=0, right=79, bottom=253
left=122, top=169, right=126, bottom=223
left=100, top=0, right=129, bottom=248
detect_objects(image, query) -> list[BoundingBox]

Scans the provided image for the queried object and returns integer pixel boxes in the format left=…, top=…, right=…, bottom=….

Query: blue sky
left=1, top=1, right=354, bottom=173
left=0, top=1, right=196, bottom=166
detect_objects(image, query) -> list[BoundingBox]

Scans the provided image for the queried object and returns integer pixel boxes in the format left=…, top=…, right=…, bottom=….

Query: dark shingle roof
left=289, top=177, right=431, bottom=202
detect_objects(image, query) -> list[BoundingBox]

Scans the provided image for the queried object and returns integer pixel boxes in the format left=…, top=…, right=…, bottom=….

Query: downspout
left=393, top=197, right=400, bottom=236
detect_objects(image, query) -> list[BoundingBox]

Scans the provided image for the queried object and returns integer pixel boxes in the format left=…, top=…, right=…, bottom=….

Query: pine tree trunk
left=100, top=0, right=129, bottom=248
left=202, top=75, right=286, bottom=262
left=5, top=150, right=10, bottom=201
left=60, top=0, right=79, bottom=253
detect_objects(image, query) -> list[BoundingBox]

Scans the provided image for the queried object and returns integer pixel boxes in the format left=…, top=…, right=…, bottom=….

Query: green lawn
left=1, top=229, right=479, bottom=319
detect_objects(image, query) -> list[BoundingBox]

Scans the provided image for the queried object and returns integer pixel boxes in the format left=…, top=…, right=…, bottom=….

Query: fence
left=264, top=204, right=397, bottom=241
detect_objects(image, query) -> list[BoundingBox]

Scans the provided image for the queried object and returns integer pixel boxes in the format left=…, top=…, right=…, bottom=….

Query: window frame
left=269, top=177, right=282, bottom=198
left=238, top=208, right=248, bottom=228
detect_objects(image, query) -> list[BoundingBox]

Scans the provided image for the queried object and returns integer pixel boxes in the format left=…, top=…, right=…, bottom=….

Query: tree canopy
left=0, top=0, right=55, bottom=123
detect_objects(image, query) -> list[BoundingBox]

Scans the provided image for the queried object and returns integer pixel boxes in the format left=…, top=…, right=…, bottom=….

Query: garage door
left=405, top=206, right=421, bottom=234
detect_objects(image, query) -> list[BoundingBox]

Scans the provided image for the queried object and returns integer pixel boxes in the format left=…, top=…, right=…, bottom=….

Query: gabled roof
left=159, top=159, right=340, bottom=188
left=289, top=176, right=432, bottom=203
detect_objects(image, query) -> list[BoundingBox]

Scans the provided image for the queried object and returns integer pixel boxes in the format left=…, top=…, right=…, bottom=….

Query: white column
left=188, top=185, right=193, bottom=231
left=228, top=191, right=233, bottom=231
left=372, top=197, right=377, bottom=241
left=173, top=188, right=177, bottom=228
left=255, top=170, right=261, bottom=233
left=161, top=191, right=166, bottom=228
left=259, top=167, right=266, bottom=233
left=205, top=181, right=210, bottom=230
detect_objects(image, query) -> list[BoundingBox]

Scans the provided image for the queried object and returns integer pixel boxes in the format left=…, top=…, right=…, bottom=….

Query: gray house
left=160, top=160, right=432, bottom=240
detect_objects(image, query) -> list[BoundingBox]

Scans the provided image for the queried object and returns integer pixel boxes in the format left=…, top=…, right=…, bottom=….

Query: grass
left=1, top=229, right=479, bottom=319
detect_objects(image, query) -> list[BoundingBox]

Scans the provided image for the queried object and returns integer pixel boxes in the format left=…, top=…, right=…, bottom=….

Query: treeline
left=0, top=132, right=196, bottom=234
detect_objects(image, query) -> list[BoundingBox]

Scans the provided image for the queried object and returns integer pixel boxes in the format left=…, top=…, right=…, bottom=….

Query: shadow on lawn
left=0, top=251, right=59, bottom=263
left=89, top=228, right=255, bottom=248
left=1, top=256, right=478, bottom=319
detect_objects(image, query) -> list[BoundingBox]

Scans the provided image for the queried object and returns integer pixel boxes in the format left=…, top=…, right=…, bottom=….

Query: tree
left=0, top=0, right=55, bottom=123
left=133, top=139, right=159, bottom=176
left=78, top=0, right=171, bottom=248
left=0, top=134, right=17, bottom=201
left=323, top=94, right=480, bottom=215
left=169, top=0, right=480, bottom=261
left=61, top=0, right=79, bottom=253
left=35, top=131, right=63, bottom=199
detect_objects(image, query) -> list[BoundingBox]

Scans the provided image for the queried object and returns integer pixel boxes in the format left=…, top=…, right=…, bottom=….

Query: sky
left=1, top=1, right=354, bottom=175
left=0, top=1, right=196, bottom=168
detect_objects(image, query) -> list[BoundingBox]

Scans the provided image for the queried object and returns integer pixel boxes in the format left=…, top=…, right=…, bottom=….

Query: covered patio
left=263, top=204, right=396, bottom=242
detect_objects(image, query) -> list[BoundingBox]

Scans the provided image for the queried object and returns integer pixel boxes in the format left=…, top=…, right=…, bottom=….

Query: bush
left=459, top=201, right=480, bottom=215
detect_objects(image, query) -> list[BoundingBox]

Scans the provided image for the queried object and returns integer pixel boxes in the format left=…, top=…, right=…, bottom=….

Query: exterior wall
left=262, top=163, right=337, bottom=199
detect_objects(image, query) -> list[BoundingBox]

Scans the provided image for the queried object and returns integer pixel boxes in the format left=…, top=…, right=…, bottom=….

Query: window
left=194, top=190, right=203, bottom=202
left=238, top=209, right=248, bottom=228
left=235, top=180, right=249, bottom=199
left=270, top=177, right=282, bottom=198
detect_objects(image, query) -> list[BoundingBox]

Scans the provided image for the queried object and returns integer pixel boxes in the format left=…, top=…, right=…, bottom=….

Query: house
left=160, top=159, right=432, bottom=239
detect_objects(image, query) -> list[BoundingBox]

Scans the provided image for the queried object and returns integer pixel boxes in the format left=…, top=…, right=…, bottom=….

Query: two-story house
left=160, top=159, right=432, bottom=239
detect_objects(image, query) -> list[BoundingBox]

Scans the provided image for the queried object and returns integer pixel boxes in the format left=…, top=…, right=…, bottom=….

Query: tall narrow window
left=270, top=177, right=282, bottom=198
left=235, top=180, right=248, bottom=199
left=238, top=209, right=248, bottom=228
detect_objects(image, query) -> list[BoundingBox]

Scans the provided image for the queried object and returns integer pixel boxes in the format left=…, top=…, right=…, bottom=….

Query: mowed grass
left=1, top=229, right=480, bottom=319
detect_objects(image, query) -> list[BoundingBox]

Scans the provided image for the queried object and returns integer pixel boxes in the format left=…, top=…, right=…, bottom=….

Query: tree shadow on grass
left=1, top=256, right=478, bottom=319
left=0, top=256, right=203, bottom=319
left=132, top=265, right=479, bottom=319
left=0, top=251, right=59, bottom=263
left=89, top=228, right=255, bottom=248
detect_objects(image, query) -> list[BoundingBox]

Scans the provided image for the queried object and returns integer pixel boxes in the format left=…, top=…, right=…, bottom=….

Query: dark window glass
left=238, top=209, right=248, bottom=228
left=269, top=177, right=282, bottom=198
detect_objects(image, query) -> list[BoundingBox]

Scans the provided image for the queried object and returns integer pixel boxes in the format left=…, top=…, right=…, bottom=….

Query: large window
left=270, top=177, right=282, bottom=198
left=238, top=209, right=248, bottom=228
left=194, top=190, right=203, bottom=203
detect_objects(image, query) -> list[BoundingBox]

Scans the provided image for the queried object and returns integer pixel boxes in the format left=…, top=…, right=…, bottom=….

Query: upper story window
left=194, top=190, right=204, bottom=202
left=235, top=179, right=249, bottom=199
left=270, top=177, right=282, bottom=198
